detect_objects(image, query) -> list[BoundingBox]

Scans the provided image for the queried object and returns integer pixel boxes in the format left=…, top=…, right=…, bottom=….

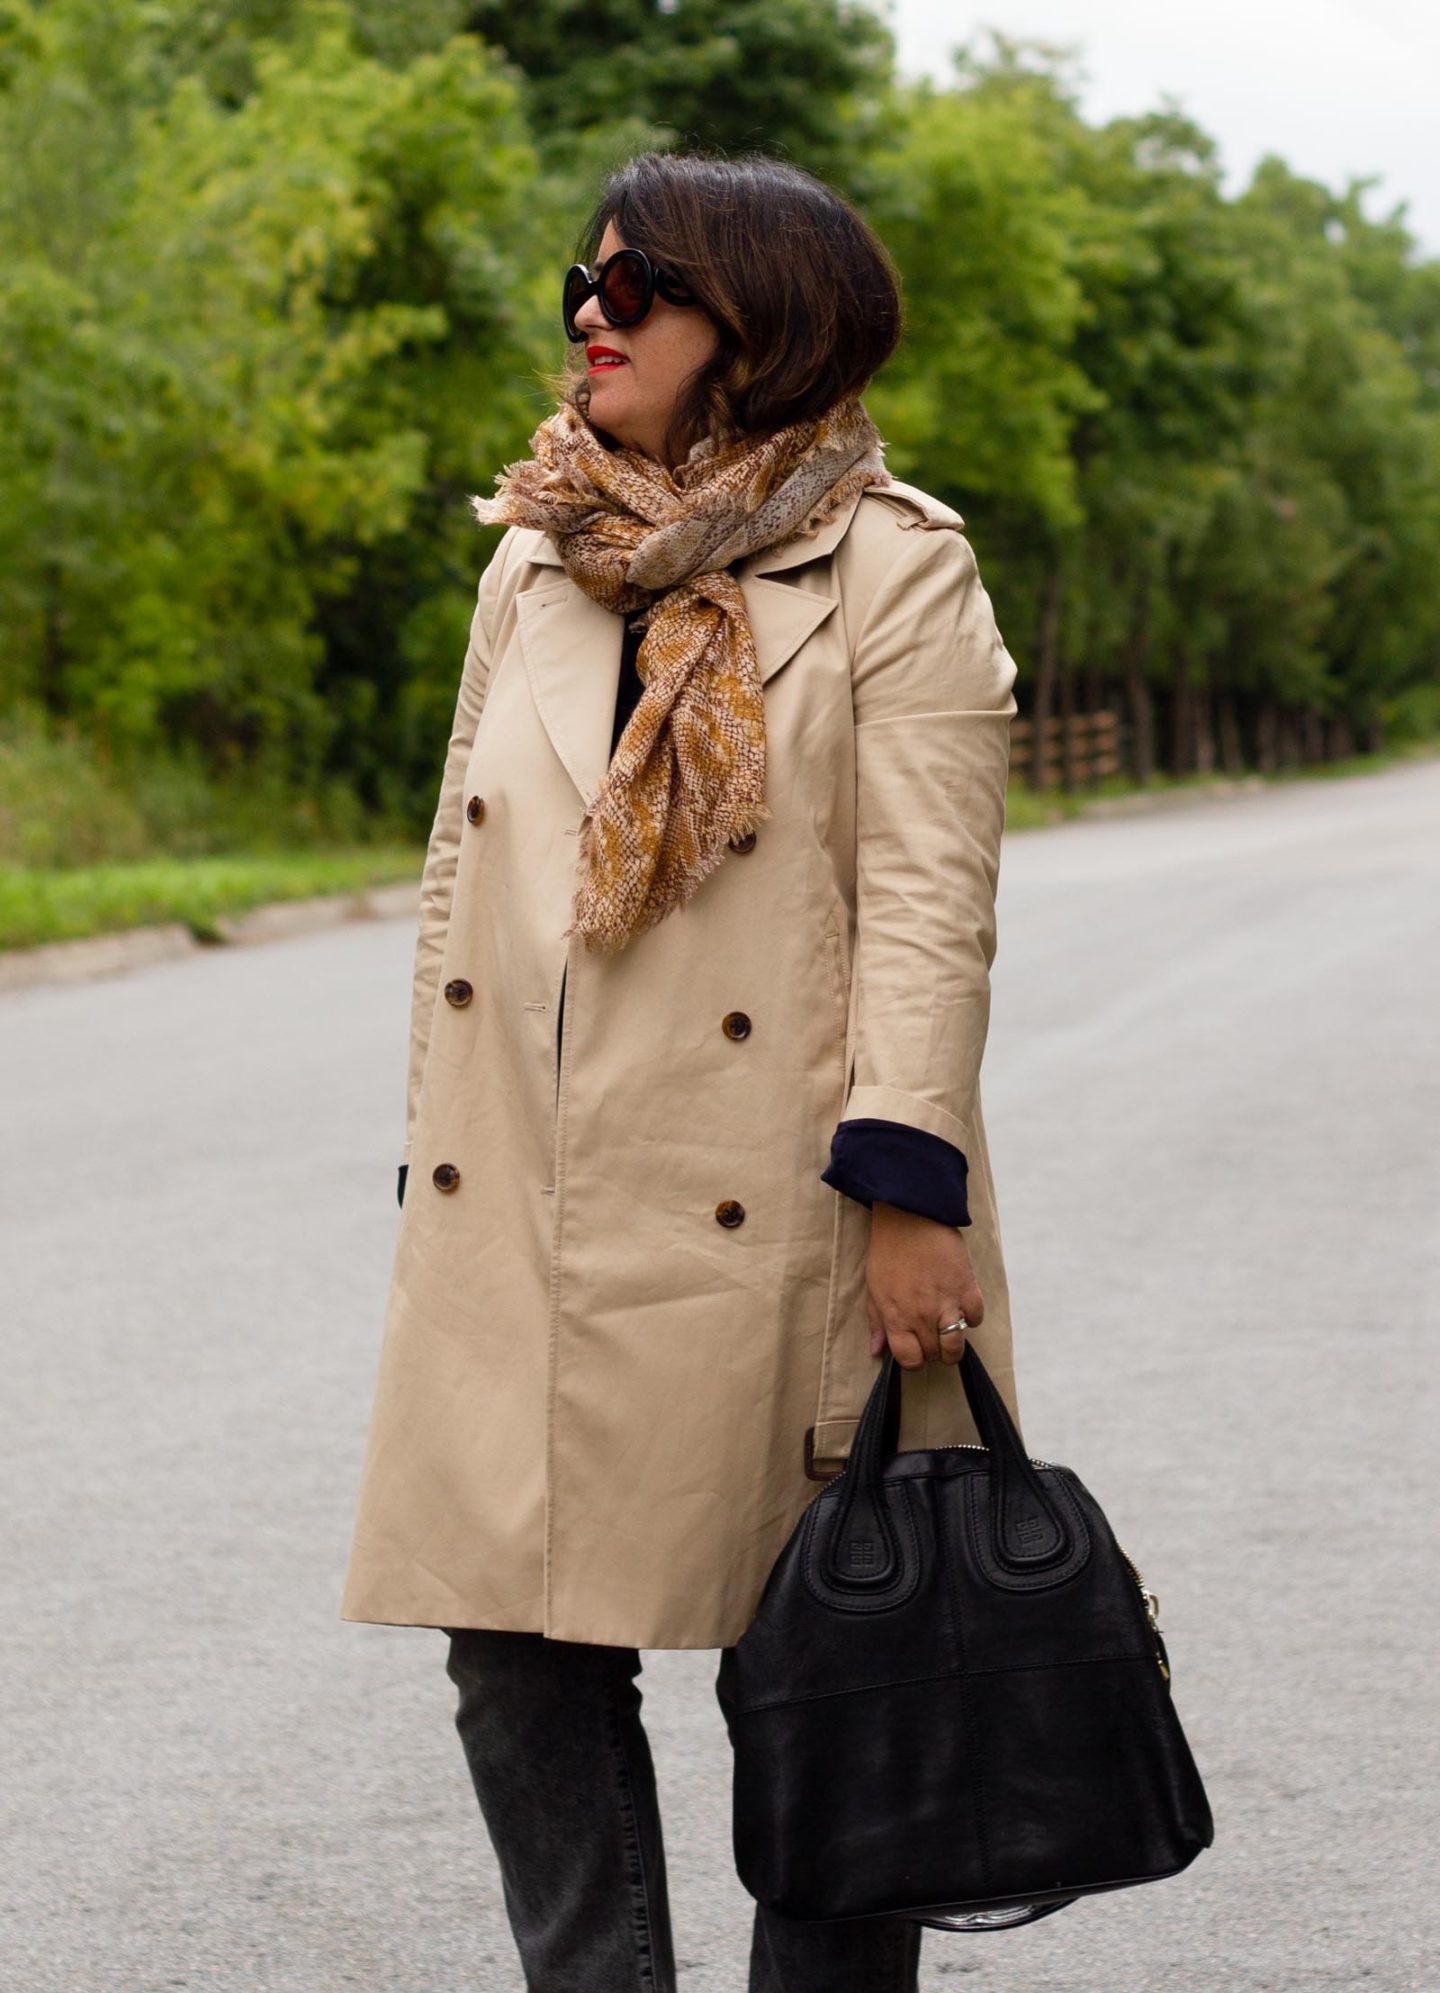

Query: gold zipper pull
left=1118, top=1543, right=1171, bottom=1681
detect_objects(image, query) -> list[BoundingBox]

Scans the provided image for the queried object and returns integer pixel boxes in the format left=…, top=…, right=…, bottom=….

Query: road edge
left=0, top=880, right=419, bottom=994
left=6, top=746, right=1437, bottom=993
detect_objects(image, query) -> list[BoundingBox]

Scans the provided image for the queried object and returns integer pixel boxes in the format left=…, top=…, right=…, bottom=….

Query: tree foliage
left=0, top=4, right=1436, bottom=847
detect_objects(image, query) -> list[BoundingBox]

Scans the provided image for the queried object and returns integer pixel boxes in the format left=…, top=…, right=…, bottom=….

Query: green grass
left=5, top=731, right=1437, bottom=952
left=1002, top=733, right=1440, bottom=831
left=0, top=847, right=423, bottom=951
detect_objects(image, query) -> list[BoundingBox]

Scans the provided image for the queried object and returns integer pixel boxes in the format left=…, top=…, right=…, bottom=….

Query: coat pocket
left=554, top=958, right=568, bottom=1110
left=822, top=927, right=846, bottom=1028
left=823, top=926, right=854, bottom=1092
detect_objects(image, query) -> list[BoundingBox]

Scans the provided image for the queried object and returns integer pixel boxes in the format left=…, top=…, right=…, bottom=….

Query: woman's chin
left=587, top=376, right=636, bottom=418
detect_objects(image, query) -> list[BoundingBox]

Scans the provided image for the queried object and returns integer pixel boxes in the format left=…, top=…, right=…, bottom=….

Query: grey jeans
left=444, top=1627, right=924, bottom=1993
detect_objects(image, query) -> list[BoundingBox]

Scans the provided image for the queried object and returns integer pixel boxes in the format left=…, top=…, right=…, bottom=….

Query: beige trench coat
left=340, top=473, right=1023, bottom=1649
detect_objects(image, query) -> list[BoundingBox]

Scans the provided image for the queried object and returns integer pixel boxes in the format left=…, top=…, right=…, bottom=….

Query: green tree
left=3, top=0, right=1438, bottom=862
left=0, top=0, right=551, bottom=825
left=461, top=0, right=895, bottom=192
left=1221, top=159, right=1440, bottom=754
left=862, top=44, right=1100, bottom=748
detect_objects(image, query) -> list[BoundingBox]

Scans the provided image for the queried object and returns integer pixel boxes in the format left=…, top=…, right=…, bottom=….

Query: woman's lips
left=587, top=347, right=628, bottom=372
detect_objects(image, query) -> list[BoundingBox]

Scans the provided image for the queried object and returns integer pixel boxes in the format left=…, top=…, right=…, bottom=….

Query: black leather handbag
left=715, top=1343, right=1213, bottom=1930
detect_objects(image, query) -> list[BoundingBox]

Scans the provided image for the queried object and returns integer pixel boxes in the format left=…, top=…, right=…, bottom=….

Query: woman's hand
left=865, top=1203, right=984, bottom=1368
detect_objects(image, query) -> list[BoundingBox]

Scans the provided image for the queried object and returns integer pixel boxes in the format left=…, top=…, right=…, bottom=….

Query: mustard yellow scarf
left=469, top=396, right=891, bottom=952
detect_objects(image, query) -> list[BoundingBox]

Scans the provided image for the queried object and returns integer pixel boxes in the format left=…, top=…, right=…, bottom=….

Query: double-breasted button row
left=435, top=975, right=472, bottom=1186
left=436, top=804, right=486, bottom=1191
left=716, top=1003, right=752, bottom=1220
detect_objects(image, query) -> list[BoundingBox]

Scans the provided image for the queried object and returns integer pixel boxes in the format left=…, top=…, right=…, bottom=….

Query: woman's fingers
left=885, top=1308, right=967, bottom=1367
left=866, top=1207, right=985, bottom=1369
left=934, top=1308, right=968, bottom=1365
left=884, top=1321, right=928, bottom=1369
left=910, top=1312, right=945, bottom=1367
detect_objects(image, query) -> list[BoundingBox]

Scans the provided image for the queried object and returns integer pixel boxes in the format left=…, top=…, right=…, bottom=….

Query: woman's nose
left=573, top=291, right=607, bottom=334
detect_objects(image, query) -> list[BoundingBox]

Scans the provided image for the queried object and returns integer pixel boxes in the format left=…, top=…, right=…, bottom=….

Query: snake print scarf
left=469, top=395, right=891, bottom=952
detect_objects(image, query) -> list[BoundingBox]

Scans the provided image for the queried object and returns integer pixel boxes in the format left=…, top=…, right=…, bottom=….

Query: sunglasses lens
left=562, top=266, right=591, bottom=339
left=601, top=252, right=650, bottom=324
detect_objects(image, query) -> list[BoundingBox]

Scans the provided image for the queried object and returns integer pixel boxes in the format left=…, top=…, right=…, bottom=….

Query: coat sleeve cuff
left=834, top=1083, right=971, bottom=1156
left=821, top=1117, right=971, bottom=1227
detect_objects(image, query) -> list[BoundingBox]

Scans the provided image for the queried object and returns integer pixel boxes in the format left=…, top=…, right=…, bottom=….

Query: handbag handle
left=817, top=1343, right=1074, bottom=1593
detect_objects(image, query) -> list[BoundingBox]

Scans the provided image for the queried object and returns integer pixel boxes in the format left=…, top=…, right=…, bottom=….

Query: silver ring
left=938, top=1315, right=968, bottom=1336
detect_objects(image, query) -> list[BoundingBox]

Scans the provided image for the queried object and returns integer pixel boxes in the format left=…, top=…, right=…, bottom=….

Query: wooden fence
left=1009, top=710, right=1123, bottom=790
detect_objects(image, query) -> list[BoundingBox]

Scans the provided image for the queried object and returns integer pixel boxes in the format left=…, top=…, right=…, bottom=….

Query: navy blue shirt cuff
left=820, top=1118, right=970, bottom=1227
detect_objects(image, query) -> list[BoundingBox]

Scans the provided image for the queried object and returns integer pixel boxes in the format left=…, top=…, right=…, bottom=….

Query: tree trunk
left=1217, top=690, right=1245, bottom=775
left=1193, top=683, right=1216, bottom=776
left=1030, top=561, right=1063, bottom=793
left=41, top=561, right=67, bottom=718
left=1256, top=698, right=1279, bottom=773
left=1170, top=671, right=1192, bottom=778
left=1059, top=640, right=1078, bottom=792
left=1124, top=602, right=1156, bottom=784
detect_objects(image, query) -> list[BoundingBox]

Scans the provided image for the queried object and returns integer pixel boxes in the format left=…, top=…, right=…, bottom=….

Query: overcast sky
left=889, top=1, right=1440, bottom=255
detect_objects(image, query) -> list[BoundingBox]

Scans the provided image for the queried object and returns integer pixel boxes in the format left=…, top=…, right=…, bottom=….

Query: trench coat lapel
left=517, top=488, right=861, bottom=810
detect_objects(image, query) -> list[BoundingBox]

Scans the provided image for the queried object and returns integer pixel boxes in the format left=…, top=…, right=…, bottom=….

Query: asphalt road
left=4, top=758, right=1438, bottom=1992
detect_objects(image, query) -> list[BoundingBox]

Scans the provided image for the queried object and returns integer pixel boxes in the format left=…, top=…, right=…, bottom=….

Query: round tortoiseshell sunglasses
left=563, top=247, right=702, bottom=343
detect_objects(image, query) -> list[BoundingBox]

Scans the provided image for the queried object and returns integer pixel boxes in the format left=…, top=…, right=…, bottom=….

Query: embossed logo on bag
left=847, top=1535, right=880, bottom=1573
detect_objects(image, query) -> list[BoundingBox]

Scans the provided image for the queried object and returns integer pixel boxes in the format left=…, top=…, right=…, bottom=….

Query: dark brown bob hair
left=554, top=149, right=904, bottom=467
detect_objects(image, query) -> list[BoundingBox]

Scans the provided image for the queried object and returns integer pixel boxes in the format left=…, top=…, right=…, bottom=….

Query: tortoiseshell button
left=444, top=979, right=473, bottom=1007
left=465, top=795, right=486, bottom=825
left=715, top=1200, right=746, bottom=1228
left=721, top=1011, right=752, bottom=1041
left=728, top=829, right=757, bottom=854
left=432, top=1163, right=461, bottom=1193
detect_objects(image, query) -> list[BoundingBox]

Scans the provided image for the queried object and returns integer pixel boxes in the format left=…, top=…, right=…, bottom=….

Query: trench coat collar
left=513, top=486, right=863, bottom=811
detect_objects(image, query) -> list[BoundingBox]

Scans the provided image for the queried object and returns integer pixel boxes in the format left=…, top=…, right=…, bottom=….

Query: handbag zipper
left=932, top=1440, right=1055, bottom=1468
left=932, top=1445, right=1170, bottom=1681
left=1115, top=1541, right=1170, bottom=1679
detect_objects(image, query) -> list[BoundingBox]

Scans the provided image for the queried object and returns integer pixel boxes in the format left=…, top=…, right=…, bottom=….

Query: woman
left=341, top=150, right=1021, bottom=1992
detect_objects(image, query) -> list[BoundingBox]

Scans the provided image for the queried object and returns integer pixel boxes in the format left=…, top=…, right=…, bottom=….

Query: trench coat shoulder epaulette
left=830, top=479, right=974, bottom=634
left=859, top=477, right=966, bottom=535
